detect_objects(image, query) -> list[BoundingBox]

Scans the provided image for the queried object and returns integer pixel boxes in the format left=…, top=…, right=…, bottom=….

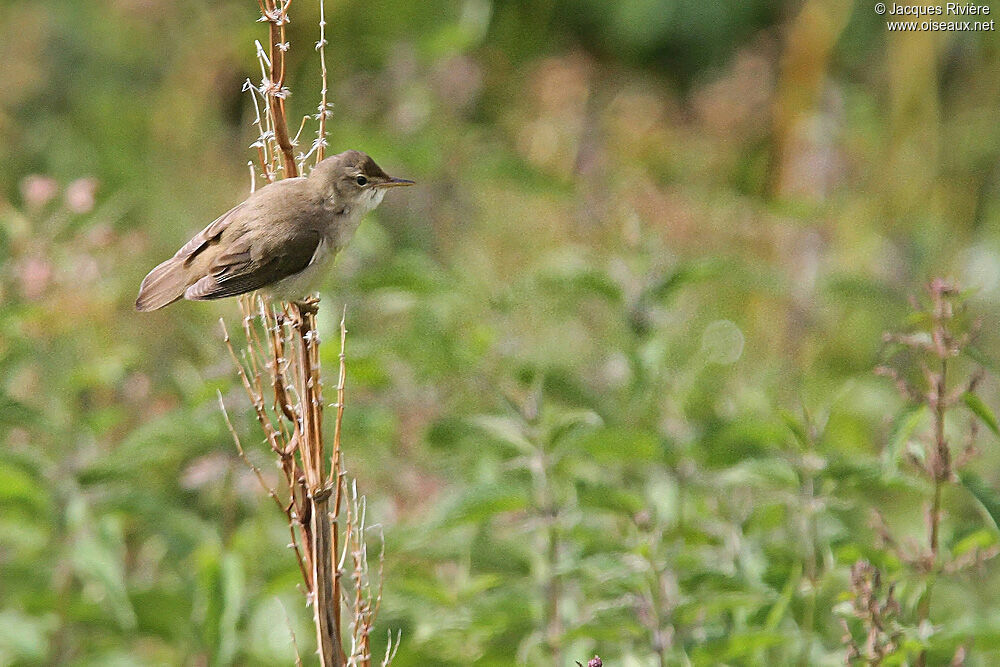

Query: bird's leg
left=292, top=295, right=321, bottom=315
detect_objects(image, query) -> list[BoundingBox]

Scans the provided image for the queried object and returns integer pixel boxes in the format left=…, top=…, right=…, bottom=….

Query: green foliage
left=3, top=0, right=1000, bottom=665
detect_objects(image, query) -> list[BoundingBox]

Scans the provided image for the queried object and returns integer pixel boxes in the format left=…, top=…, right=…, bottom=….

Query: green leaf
left=576, top=426, right=659, bottom=463
left=66, top=499, right=137, bottom=630
left=648, top=259, right=723, bottom=303
left=705, top=418, right=786, bottom=467
left=719, top=458, right=798, bottom=489
left=959, top=472, right=1000, bottom=532
left=765, top=561, right=801, bottom=631
left=217, top=553, right=245, bottom=666
left=0, top=610, right=52, bottom=664
left=468, top=415, right=534, bottom=454
left=440, top=484, right=531, bottom=525
left=963, top=392, right=1000, bottom=437
left=964, top=344, right=1000, bottom=375
left=779, top=409, right=809, bottom=450
left=0, top=394, right=39, bottom=429
left=951, top=528, right=997, bottom=558
left=0, top=460, right=48, bottom=512
left=193, top=543, right=235, bottom=662
left=570, top=269, right=625, bottom=302
left=546, top=408, right=602, bottom=448
left=576, top=481, right=645, bottom=515
left=537, top=264, right=623, bottom=303
left=883, top=404, right=928, bottom=475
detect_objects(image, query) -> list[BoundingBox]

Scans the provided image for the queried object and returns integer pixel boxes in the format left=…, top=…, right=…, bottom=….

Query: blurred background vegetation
left=3, top=0, right=1000, bottom=664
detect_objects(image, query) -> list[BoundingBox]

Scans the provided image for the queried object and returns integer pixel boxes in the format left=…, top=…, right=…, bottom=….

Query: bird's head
left=309, top=150, right=414, bottom=214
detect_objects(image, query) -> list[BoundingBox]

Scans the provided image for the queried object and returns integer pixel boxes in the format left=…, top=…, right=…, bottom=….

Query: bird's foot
left=292, top=294, right=321, bottom=314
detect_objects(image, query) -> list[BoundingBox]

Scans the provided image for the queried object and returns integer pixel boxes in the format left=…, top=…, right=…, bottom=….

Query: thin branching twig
left=217, top=3, right=394, bottom=663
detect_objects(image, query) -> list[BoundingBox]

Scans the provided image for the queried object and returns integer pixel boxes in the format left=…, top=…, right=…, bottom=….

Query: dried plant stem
left=330, top=308, right=348, bottom=657
left=315, top=0, right=330, bottom=163
left=224, top=297, right=347, bottom=666
left=260, top=0, right=299, bottom=177
left=290, top=300, right=342, bottom=666
left=312, top=490, right=339, bottom=665
left=217, top=3, right=393, bottom=663
left=292, top=301, right=324, bottom=487
left=331, top=307, right=347, bottom=489
left=340, top=480, right=390, bottom=666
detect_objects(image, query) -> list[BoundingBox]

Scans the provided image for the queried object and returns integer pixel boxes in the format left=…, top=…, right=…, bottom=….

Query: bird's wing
left=183, top=226, right=321, bottom=301
left=135, top=202, right=248, bottom=311
left=172, top=201, right=248, bottom=266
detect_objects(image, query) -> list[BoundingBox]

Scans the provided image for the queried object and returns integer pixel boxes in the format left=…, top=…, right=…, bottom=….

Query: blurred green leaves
left=2, top=0, right=1000, bottom=663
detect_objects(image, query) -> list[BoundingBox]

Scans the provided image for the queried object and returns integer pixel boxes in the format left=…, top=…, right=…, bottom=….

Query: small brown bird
left=135, top=150, right=413, bottom=311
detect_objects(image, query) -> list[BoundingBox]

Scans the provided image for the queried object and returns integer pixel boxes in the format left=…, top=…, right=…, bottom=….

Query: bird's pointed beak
left=376, top=177, right=416, bottom=188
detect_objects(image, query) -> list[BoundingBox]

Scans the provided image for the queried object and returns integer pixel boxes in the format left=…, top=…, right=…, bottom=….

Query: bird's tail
left=135, top=258, right=187, bottom=311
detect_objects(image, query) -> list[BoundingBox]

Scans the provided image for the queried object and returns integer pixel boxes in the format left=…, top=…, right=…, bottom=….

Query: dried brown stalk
left=315, top=0, right=330, bottom=163
left=215, top=3, right=394, bottom=663
left=340, top=479, right=396, bottom=666
left=221, top=297, right=345, bottom=666
left=222, top=296, right=394, bottom=665
left=259, top=0, right=299, bottom=177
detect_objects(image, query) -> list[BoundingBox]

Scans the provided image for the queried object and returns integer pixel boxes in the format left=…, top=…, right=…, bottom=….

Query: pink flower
left=19, top=256, right=52, bottom=300
left=65, top=177, right=99, bottom=214
left=19, top=175, right=58, bottom=209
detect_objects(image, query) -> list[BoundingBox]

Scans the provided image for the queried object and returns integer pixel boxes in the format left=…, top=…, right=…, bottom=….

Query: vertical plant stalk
left=799, top=464, right=818, bottom=667
left=315, top=0, right=330, bottom=163
left=874, top=278, right=996, bottom=666
left=292, top=299, right=342, bottom=666
left=258, top=0, right=299, bottom=178
left=913, top=290, right=953, bottom=667
left=222, top=297, right=345, bottom=667
left=545, top=516, right=562, bottom=663
left=217, top=4, right=396, bottom=664
left=530, top=443, right=562, bottom=664
left=794, top=414, right=824, bottom=667
left=919, top=354, right=947, bottom=628
left=251, top=3, right=330, bottom=658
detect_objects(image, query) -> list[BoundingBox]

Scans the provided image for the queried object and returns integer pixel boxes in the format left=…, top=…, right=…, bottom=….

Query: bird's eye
left=355, top=175, right=368, bottom=186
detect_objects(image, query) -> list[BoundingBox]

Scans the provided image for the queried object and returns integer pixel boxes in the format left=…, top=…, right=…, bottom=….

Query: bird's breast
left=265, top=187, right=386, bottom=300
left=327, top=205, right=371, bottom=250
